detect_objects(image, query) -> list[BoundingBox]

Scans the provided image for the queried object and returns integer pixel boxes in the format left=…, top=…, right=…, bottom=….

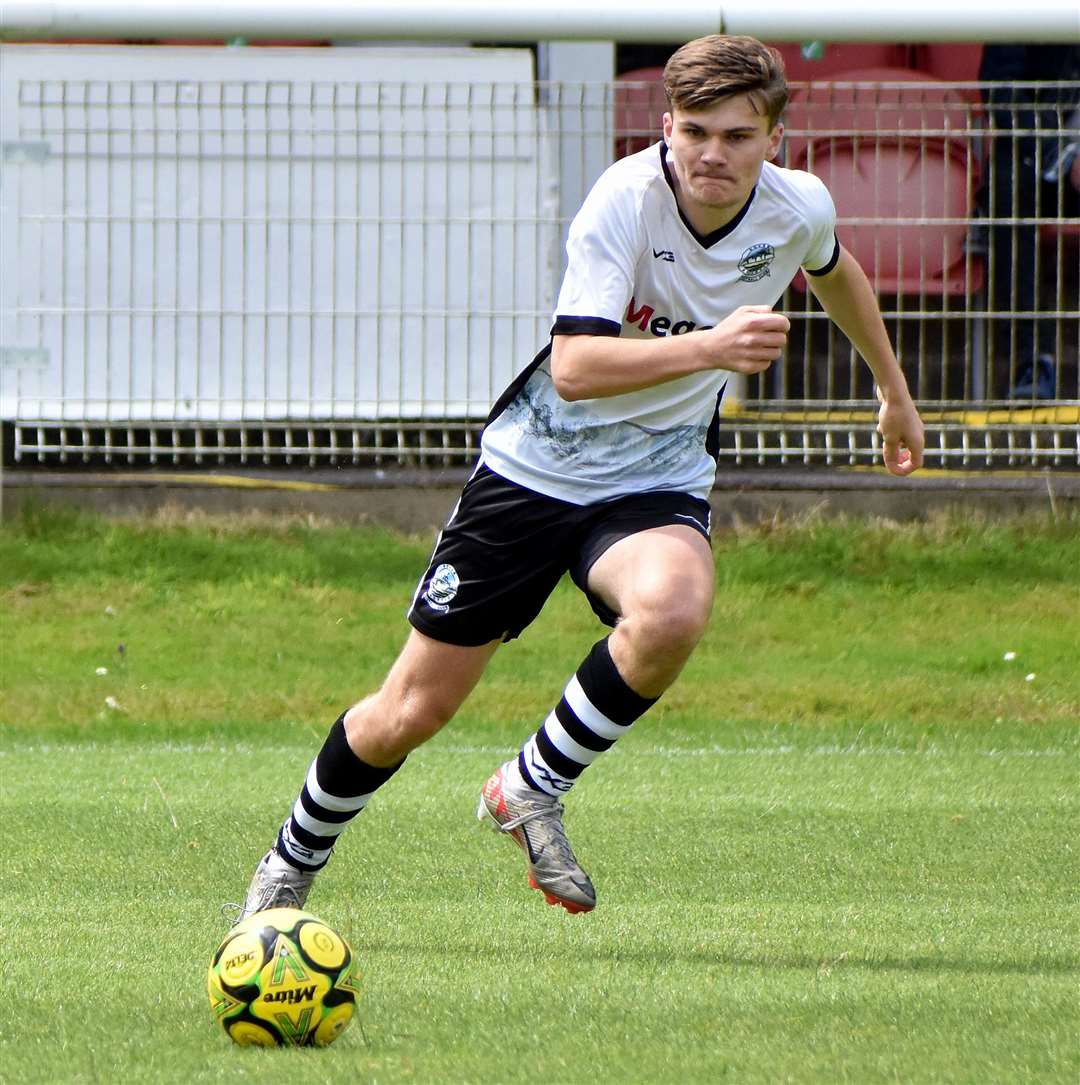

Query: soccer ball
left=207, top=908, right=361, bottom=1047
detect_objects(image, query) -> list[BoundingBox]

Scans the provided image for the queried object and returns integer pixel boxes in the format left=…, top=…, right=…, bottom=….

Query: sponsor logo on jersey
left=737, top=242, right=775, bottom=282
left=422, top=563, right=460, bottom=613
left=625, top=296, right=712, bottom=337
left=652, top=247, right=675, bottom=262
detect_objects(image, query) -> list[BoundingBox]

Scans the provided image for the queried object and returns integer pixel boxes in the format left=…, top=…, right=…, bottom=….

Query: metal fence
left=1, top=46, right=1077, bottom=469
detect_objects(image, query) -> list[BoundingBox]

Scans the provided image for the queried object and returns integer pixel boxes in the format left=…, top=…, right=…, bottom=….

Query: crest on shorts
left=737, top=242, right=775, bottom=282
left=422, top=563, right=460, bottom=613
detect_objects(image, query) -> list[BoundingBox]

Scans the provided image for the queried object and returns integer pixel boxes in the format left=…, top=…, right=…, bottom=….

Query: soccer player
left=233, top=34, right=924, bottom=919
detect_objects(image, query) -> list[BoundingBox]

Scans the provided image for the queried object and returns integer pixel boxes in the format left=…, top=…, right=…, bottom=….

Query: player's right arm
left=550, top=305, right=790, bottom=401
left=549, top=159, right=790, bottom=402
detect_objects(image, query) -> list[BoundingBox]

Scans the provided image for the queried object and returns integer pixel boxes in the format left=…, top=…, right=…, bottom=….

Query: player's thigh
left=585, top=524, right=715, bottom=633
left=408, top=465, right=582, bottom=646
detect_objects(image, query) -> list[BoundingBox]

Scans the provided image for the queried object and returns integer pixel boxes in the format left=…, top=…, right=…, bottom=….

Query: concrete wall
left=5, top=467, right=1076, bottom=534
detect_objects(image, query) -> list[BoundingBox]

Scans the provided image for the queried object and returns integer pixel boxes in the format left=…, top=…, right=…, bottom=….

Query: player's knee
left=627, top=582, right=712, bottom=657
left=659, top=599, right=711, bottom=655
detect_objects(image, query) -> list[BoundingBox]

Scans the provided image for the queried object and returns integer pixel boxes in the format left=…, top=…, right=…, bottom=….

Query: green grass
left=1, top=505, right=1078, bottom=1083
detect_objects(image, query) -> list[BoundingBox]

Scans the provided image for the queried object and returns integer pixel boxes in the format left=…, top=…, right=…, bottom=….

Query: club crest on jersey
left=423, top=563, right=460, bottom=613
left=737, top=242, right=775, bottom=282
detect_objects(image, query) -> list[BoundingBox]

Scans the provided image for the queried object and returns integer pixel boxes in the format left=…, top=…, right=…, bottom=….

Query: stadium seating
left=910, top=43, right=985, bottom=84
left=783, top=67, right=984, bottom=295
left=614, top=47, right=914, bottom=158
left=613, top=66, right=668, bottom=158
left=613, top=61, right=987, bottom=295
left=769, top=42, right=912, bottom=84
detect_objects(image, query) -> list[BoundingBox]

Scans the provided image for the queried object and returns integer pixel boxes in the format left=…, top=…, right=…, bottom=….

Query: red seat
left=910, top=43, right=985, bottom=104
left=911, top=43, right=985, bottom=82
left=769, top=42, right=911, bottom=84
left=614, top=67, right=667, bottom=158
left=784, top=68, right=984, bottom=295
left=1042, top=221, right=1080, bottom=241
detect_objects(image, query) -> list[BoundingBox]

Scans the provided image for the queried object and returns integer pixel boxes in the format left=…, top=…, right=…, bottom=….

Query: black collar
left=659, top=141, right=757, bottom=250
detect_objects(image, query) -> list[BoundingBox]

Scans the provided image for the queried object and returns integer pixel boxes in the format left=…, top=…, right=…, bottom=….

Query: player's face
left=662, top=95, right=783, bottom=231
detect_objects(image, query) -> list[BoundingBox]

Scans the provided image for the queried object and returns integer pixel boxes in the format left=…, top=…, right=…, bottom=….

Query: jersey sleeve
left=799, top=174, right=841, bottom=277
left=551, top=169, right=644, bottom=336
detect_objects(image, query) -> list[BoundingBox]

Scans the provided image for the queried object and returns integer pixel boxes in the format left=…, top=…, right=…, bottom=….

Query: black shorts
left=407, top=464, right=712, bottom=646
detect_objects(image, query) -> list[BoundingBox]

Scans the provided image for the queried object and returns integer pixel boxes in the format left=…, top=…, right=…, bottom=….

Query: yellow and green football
left=207, top=908, right=361, bottom=1047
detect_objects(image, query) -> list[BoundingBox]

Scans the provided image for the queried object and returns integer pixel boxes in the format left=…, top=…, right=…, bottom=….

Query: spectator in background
left=979, top=45, right=1080, bottom=400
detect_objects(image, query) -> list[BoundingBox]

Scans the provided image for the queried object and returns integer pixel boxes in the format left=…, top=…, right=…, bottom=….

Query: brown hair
left=662, top=35, right=788, bottom=127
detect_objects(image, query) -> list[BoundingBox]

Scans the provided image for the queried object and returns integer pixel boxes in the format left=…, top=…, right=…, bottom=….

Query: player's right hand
left=706, top=305, right=790, bottom=374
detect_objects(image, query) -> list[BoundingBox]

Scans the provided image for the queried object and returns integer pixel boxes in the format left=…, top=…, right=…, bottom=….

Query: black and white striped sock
left=276, top=713, right=404, bottom=872
left=518, top=637, right=657, bottom=797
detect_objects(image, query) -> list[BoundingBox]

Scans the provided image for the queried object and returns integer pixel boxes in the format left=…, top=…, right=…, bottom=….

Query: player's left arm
left=805, top=245, right=925, bottom=477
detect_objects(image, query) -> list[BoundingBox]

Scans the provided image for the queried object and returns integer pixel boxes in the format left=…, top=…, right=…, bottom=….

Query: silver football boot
left=227, top=849, right=317, bottom=925
left=477, top=761, right=596, bottom=913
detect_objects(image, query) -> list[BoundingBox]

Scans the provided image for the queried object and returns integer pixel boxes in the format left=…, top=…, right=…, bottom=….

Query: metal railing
left=1, top=46, right=1077, bottom=469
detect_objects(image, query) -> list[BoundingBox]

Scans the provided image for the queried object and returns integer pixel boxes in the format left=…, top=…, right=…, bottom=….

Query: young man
left=233, top=34, right=924, bottom=920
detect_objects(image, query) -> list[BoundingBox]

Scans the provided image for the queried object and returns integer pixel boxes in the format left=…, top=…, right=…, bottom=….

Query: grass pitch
left=1, top=505, right=1077, bottom=1083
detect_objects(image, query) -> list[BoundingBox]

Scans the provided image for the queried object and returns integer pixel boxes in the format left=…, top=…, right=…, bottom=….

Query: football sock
left=276, top=713, right=404, bottom=872
left=517, top=636, right=657, bottom=797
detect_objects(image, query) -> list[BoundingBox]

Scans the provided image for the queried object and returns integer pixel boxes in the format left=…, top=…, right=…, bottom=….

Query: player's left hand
left=877, top=393, right=925, bottom=477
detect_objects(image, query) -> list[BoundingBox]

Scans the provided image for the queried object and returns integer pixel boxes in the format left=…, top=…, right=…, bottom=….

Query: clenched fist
left=703, top=305, right=791, bottom=374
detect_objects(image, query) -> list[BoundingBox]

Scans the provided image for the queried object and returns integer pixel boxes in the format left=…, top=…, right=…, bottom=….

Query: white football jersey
left=481, top=143, right=839, bottom=504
